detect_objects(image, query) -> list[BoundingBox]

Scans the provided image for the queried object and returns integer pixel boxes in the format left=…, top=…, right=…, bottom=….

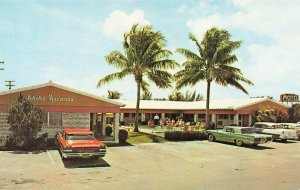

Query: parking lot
left=1, top=140, right=300, bottom=190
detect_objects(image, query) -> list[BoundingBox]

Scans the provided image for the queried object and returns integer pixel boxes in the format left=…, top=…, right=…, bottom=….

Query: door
left=243, top=115, right=249, bottom=126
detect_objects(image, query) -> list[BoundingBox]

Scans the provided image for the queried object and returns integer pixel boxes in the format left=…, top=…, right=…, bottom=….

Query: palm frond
left=97, top=70, right=131, bottom=88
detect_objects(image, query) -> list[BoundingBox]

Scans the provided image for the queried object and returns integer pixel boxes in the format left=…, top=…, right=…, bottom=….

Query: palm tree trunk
left=134, top=82, right=141, bottom=132
left=205, top=80, right=211, bottom=129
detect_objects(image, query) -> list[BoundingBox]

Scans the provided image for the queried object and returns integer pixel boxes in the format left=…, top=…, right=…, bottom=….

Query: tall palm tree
left=97, top=24, right=177, bottom=132
left=107, top=90, right=121, bottom=99
left=175, top=27, right=253, bottom=129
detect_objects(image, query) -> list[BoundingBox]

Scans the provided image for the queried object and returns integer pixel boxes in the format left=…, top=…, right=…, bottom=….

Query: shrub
left=6, top=94, right=46, bottom=150
left=164, top=131, right=207, bottom=141
left=105, top=126, right=113, bottom=136
left=119, top=129, right=128, bottom=144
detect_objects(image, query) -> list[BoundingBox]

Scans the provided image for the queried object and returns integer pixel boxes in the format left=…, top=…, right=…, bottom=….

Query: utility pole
left=0, top=61, right=3, bottom=70
left=5, top=80, right=15, bottom=90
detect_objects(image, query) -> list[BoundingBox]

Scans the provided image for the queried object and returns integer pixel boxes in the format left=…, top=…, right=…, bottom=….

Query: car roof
left=224, top=126, right=252, bottom=129
left=63, top=129, right=94, bottom=134
left=254, top=122, right=279, bottom=126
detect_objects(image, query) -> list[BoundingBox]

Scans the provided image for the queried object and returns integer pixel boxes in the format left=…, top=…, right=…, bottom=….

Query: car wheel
left=271, top=135, right=277, bottom=142
left=208, top=134, right=215, bottom=142
left=281, top=139, right=287, bottom=143
left=235, top=140, right=243, bottom=146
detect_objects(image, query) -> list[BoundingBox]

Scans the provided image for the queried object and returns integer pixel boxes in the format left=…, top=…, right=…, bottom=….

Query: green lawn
left=126, top=131, right=167, bottom=144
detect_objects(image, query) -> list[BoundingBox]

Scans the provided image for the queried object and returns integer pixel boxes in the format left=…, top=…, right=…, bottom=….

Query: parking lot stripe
left=47, top=150, right=55, bottom=165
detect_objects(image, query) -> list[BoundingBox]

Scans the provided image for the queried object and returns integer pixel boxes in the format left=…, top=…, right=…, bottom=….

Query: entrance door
left=242, top=115, right=249, bottom=126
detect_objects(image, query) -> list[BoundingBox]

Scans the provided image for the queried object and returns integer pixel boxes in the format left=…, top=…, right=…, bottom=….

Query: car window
left=225, top=128, right=233, bottom=133
left=66, top=134, right=95, bottom=140
left=254, top=124, right=262, bottom=128
left=241, top=128, right=255, bottom=134
left=273, top=125, right=283, bottom=129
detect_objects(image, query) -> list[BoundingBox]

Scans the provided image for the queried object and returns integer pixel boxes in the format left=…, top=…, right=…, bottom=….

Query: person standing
left=154, top=114, right=159, bottom=125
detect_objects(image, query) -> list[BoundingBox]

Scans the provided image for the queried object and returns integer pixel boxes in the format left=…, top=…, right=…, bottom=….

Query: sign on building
left=280, top=94, right=299, bottom=103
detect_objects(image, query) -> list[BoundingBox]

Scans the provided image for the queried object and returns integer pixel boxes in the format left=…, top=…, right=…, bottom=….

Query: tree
left=107, top=90, right=121, bottom=99
left=97, top=24, right=177, bottom=132
left=288, top=103, right=300, bottom=122
left=168, top=90, right=204, bottom=101
left=141, top=90, right=153, bottom=100
left=6, top=94, right=46, bottom=150
left=168, top=91, right=184, bottom=101
left=256, top=109, right=287, bottom=123
left=175, top=28, right=253, bottom=129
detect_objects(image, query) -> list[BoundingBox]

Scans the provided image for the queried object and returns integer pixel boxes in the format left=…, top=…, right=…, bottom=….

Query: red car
left=56, top=129, right=106, bottom=159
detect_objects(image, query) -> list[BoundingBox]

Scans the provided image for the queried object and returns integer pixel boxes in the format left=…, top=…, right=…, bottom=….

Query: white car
left=279, top=123, right=300, bottom=140
left=253, top=122, right=298, bottom=142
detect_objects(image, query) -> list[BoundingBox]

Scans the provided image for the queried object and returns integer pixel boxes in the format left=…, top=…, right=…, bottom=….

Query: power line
left=5, top=80, right=15, bottom=90
left=0, top=61, right=4, bottom=70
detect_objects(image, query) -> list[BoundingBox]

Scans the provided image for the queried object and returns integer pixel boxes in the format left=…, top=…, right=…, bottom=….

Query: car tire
left=235, top=139, right=243, bottom=146
left=281, top=139, right=287, bottom=143
left=271, top=135, right=277, bottom=142
left=208, top=134, right=215, bottom=142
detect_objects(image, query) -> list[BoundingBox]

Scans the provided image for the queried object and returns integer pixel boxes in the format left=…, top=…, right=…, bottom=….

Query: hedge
left=164, top=131, right=207, bottom=141
left=119, top=129, right=129, bottom=144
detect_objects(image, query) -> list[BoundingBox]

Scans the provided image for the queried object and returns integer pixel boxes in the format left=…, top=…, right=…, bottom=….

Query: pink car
left=56, top=129, right=106, bottom=159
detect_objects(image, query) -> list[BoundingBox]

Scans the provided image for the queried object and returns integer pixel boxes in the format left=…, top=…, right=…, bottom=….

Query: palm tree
left=107, top=90, right=121, bottom=99
left=97, top=24, right=177, bottom=132
left=175, top=27, right=253, bottom=129
left=141, top=90, right=153, bottom=100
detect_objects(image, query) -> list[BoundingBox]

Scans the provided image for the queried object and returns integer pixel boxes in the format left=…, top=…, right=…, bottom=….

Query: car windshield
left=273, top=125, right=283, bottom=129
left=241, top=128, right=255, bottom=134
left=66, top=134, right=95, bottom=140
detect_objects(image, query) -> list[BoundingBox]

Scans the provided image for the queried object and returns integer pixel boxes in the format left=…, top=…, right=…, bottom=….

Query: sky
left=0, top=0, right=300, bottom=101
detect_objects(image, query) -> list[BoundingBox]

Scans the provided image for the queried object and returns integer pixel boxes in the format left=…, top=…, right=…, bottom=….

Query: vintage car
left=206, top=126, right=272, bottom=146
left=56, top=129, right=106, bottom=159
left=279, top=123, right=300, bottom=140
left=253, top=122, right=298, bottom=142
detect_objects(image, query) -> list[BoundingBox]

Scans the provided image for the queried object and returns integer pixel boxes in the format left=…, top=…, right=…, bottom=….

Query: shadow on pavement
left=62, top=157, right=110, bottom=168
left=9, top=150, right=47, bottom=154
left=213, top=141, right=275, bottom=150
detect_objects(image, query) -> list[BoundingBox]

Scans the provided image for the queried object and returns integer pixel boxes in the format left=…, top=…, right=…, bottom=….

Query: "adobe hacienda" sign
left=27, top=94, right=74, bottom=102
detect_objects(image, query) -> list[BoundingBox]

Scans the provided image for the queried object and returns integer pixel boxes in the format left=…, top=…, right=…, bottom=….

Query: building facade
left=118, top=98, right=289, bottom=127
left=0, top=81, right=124, bottom=146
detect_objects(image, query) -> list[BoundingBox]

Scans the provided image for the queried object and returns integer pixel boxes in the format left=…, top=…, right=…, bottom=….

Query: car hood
left=66, top=140, right=105, bottom=148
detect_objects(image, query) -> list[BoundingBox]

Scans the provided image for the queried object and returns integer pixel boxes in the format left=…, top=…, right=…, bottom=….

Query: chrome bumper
left=62, top=150, right=106, bottom=159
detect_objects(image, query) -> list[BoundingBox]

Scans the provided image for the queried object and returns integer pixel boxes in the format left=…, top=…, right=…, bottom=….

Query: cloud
left=102, top=9, right=150, bottom=40
left=186, top=14, right=227, bottom=38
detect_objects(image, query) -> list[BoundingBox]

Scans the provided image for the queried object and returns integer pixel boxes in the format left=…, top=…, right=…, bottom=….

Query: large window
left=198, top=114, right=206, bottom=119
left=218, top=114, right=229, bottom=120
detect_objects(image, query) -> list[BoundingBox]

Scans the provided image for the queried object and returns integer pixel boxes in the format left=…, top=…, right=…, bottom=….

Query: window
left=124, top=113, right=129, bottom=117
left=218, top=114, right=229, bottom=120
left=198, top=114, right=206, bottom=119
left=49, top=112, right=62, bottom=127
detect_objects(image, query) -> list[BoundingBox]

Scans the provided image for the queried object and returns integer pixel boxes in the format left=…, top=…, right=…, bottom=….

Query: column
left=248, top=115, right=252, bottom=126
left=120, top=113, right=124, bottom=122
left=161, top=113, right=165, bottom=120
left=141, top=113, right=146, bottom=122
left=233, top=114, right=239, bottom=125
left=194, top=114, right=198, bottom=122
left=102, top=113, right=107, bottom=135
left=114, top=113, right=120, bottom=143
left=211, top=114, right=217, bottom=123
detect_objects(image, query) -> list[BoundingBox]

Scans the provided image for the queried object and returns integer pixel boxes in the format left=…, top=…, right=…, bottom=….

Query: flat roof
left=118, top=98, right=288, bottom=111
